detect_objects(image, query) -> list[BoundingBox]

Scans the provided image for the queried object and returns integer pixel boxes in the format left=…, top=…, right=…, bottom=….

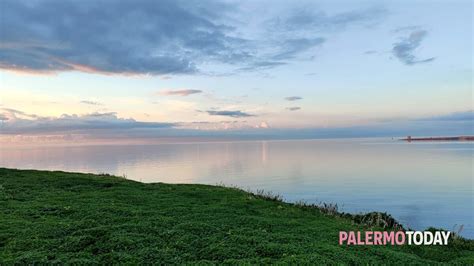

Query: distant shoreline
left=400, top=136, right=474, bottom=142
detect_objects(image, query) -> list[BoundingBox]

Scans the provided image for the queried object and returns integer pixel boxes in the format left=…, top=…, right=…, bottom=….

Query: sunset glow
left=1, top=0, right=472, bottom=145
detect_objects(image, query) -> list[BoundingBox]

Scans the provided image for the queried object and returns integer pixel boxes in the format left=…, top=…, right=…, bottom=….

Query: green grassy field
left=1, top=168, right=473, bottom=264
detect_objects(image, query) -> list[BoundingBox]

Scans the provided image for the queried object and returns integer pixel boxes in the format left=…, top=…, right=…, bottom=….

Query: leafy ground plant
left=0, top=168, right=473, bottom=264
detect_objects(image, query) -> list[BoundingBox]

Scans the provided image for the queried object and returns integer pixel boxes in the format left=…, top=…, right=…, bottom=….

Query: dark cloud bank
left=1, top=0, right=388, bottom=75
left=0, top=108, right=174, bottom=134
left=205, top=110, right=255, bottom=118
left=1, top=108, right=471, bottom=139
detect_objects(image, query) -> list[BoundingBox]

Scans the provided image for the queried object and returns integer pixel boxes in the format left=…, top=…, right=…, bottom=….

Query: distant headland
left=400, top=136, right=474, bottom=142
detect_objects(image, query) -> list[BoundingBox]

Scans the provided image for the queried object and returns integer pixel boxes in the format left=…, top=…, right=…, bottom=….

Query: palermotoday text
left=339, top=231, right=451, bottom=246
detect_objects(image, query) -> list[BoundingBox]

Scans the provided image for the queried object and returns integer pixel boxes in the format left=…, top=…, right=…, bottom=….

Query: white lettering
left=413, top=232, right=423, bottom=245
left=441, top=231, right=451, bottom=245
left=406, top=231, right=414, bottom=245
left=423, top=231, right=433, bottom=245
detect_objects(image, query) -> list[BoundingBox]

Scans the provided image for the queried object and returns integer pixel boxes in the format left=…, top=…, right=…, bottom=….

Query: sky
left=0, top=0, right=472, bottom=144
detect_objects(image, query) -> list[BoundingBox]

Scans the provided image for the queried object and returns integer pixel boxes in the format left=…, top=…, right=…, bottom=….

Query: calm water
left=1, top=138, right=472, bottom=238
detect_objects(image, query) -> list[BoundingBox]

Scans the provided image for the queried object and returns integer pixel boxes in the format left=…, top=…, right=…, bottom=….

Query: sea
left=1, top=138, right=472, bottom=238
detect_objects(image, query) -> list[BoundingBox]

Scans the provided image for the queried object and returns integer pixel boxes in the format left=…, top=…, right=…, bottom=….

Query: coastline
left=1, top=168, right=472, bottom=264
left=400, top=136, right=474, bottom=142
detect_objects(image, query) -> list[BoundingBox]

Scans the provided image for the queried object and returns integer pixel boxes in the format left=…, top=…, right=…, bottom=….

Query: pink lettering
left=374, top=231, right=383, bottom=245
left=339, top=231, right=348, bottom=245
left=395, top=231, right=406, bottom=245
left=383, top=231, right=395, bottom=245
left=357, top=231, right=364, bottom=245
left=365, top=231, right=373, bottom=245
left=347, top=232, right=356, bottom=245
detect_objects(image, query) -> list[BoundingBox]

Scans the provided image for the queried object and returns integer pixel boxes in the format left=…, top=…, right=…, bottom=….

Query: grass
left=0, top=168, right=473, bottom=264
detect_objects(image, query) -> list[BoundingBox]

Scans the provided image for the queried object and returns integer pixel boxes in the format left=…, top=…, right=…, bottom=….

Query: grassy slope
left=0, top=168, right=473, bottom=264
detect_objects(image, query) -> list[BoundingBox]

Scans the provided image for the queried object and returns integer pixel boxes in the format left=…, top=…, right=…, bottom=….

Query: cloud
left=244, top=6, right=386, bottom=72
left=177, top=120, right=272, bottom=130
left=256, top=121, right=270, bottom=129
left=271, top=38, right=325, bottom=60
left=0, top=108, right=40, bottom=119
left=205, top=110, right=255, bottom=118
left=392, top=30, right=435, bottom=65
left=0, top=108, right=174, bottom=134
left=0, top=0, right=242, bottom=75
left=285, top=96, right=303, bottom=101
left=234, top=37, right=324, bottom=72
left=1, top=108, right=472, bottom=142
left=80, top=100, right=103, bottom=106
left=364, top=50, right=377, bottom=55
left=237, top=61, right=287, bottom=72
left=272, top=6, right=387, bottom=32
left=416, top=110, right=473, bottom=122
left=0, top=1, right=386, bottom=76
left=391, top=25, right=421, bottom=33
left=159, top=89, right=203, bottom=96
left=286, top=107, right=301, bottom=111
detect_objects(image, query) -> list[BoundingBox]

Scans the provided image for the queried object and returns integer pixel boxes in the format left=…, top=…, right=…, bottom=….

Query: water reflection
left=0, top=138, right=472, bottom=238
